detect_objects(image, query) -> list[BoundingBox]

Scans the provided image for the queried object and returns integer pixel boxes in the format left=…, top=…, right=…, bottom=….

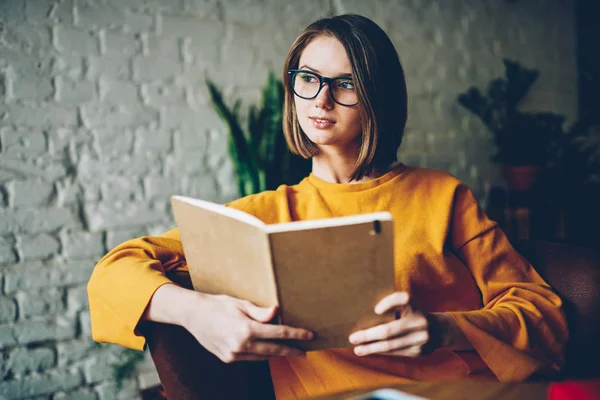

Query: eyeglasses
left=287, top=69, right=359, bottom=106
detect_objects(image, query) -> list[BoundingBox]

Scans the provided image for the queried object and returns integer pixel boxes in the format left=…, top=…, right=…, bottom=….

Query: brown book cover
left=171, top=195, right=396, bottom=351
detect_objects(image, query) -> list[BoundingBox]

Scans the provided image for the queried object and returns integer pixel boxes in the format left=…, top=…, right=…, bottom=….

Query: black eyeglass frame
left=287, top=69, right=359, bottom=106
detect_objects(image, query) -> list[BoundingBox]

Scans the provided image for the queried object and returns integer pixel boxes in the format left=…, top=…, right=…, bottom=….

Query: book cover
left=171, top=195, right=396, bottom=351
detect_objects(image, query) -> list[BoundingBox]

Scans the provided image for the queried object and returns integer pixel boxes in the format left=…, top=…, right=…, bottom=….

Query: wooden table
left=308, top=381, right=550, bottom=400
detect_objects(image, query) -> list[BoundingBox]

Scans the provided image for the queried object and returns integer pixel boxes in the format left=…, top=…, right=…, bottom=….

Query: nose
left=315, top=82, right=334, bottom=110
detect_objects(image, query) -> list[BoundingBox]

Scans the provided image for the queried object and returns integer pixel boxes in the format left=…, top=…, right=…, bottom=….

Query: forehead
left=298, top=35, right=352, bottom=75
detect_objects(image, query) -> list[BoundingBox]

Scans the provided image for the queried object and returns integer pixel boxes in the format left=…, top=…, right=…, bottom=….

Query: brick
left=0, top=316, right=77, bottom=349
left=0, top=297, right=17, bottom=324
left=133, top=54, right=181, bottom=81
left=161, top=106, right=223, bottom=131
left=0, top=370, right=82, bottom=398
left=182, top=0, right=220, bottom=17
left=123, top=9, right=154, bottom=33
left=57, top=338, right=99, bottom=366
left=140, top=82, right=185, bottom=107
left=76, top=1, right=126, bottom=30
left=60, top=230, right=105, bottom=260
left=105, top=228, right=146, bottom=250
left=4, top=260, right=95, bottom=293
left=15, top=288, right=65, bottom=319
left=54, top=25, right=100, bottom=55
left=90, top=128, right=135, bottom=157
left=95, top=378, right=140, bottom=400
left=99, top=78, right=139, bottom=105
left=77, top=152, right=157, bottom=180
left=79, top=311, right=92, bottom=336
left=52, top=55, right=85, bottom=80
left=110, top=0, right=183, bottom=12
left=182, top=172, right=219, bottom=202
left=55, top=178, right=82, bottom=206
left=134, top=126, right=173, bottom=153
left=83, top=350, right=121, bottom=384
left=84, top=202, right=164, bottom=231
left=143, top=33, right=180, bottom=59
left=1, top=21, right=53, bottom=55
left=2, top=154, right=68, bottom=182
left=0, top=236, right=18, bottom=265
left=143, top=174, right=180, bottom=200
left=3, top=103, right=78, bottom=128
left=0, top=207, right=79, bottom=235
left=6, top=179, right=54, bottom=208
left=0, top=127, right=47, bottom=156
left=100, top=176, right=144, bottom=202
left=7, top=347, right=56, bottom=376
left=0, top=0, right=25, bottom=22
left=87, top=55, right=132, bottom=80
left=80, top=103, right=159, bottom=129
left=25, top=0, right=74, bottom=24
left=12, top=73, right=54, bottom=102
left=104, top=31, right=142, bottom=56
left=54, top=389, right=98, bottom=400
left=65, top=285, right=89, bottom=316
left=55, top=76, right=96, bottom=104
left=17, top=233, right=60, bottom=261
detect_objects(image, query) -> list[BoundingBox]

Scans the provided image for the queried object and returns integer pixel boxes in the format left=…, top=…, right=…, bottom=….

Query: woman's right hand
left=183, top=292, right=314, bottom=363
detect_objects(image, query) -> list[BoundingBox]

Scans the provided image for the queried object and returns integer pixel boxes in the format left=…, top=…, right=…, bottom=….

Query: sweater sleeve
left=447, top=185, right=568, bottom=381
left=87, top=228, right=186, bottom=350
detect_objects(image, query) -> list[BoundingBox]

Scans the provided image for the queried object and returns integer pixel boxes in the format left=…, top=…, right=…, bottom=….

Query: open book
left=171, top=195, right=396, bottom=351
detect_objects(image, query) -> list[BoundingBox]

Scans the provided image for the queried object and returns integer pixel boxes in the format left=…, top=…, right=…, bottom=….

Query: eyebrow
left=298, top=65, right=353, bottom=78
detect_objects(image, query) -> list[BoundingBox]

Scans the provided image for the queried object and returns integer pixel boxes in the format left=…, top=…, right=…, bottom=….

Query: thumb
left=240, top=301, right=278, bottom=323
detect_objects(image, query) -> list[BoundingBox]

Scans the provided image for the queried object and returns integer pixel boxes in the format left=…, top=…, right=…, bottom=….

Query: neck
left=311, top=145, right=381, bottom=184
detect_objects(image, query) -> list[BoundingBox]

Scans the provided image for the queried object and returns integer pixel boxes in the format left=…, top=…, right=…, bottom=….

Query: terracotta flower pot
left=501, top=165, right=544, bottom=192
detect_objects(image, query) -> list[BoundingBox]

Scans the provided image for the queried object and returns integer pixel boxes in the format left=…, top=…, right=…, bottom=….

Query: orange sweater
left=88, top=164, right=567, bottom=398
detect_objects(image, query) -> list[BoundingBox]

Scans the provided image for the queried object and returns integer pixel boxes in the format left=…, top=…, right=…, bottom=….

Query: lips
left=310, top=116, right=336, bottom=123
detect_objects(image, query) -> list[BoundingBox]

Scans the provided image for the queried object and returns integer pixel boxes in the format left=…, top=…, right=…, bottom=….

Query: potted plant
left=207, top=71, right=311, bottom=196
left=457, top=59, right=566, bottom=192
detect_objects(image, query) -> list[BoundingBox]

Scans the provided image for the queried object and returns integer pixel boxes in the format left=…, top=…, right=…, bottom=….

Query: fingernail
left=354, top=347, right=365, bottom=356
left=305, top=331, right=314, bottom=340
left=348, top=334, right=358, bottom=344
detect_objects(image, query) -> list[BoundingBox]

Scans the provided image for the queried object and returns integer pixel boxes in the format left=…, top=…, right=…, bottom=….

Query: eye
left=299, top=73, right=318, bottom=83
left=337, top=79, right=355, bottom=90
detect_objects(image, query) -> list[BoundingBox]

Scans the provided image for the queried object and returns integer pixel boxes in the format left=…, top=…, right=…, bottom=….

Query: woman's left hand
left=348, top=291, right=442, bottom=357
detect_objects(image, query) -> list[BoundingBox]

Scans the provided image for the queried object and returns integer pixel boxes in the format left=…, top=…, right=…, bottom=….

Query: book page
left=268, top=218, right=396, bottom=351
left=172, top=195, right=265, bottom=229
left=171, top=197, right=278, bottom=308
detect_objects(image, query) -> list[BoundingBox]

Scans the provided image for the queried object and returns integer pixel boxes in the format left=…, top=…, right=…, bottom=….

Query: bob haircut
left=282, top=14, right=408, bottom=181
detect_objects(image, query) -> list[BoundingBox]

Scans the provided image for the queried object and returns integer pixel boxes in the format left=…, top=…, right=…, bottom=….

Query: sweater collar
left=304, top=163, right=407, bottom=193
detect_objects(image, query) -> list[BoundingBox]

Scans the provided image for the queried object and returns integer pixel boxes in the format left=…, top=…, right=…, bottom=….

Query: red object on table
left=548, top=380, right=600, bottom=400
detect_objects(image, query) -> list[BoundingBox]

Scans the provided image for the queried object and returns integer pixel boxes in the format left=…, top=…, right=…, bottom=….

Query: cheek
left=342, top=108, right=362, bottom=133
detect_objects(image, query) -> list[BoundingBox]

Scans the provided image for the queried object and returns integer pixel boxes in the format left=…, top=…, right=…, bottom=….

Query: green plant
left=457, top=58, right=566, bottom=166
left=207, top=71, right=311, bottom=196
left=111, top=348, right=146, bottom=389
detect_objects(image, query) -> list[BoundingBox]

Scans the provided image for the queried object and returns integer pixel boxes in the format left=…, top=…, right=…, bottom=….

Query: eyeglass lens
left=292, top=71, right=358, bottom=106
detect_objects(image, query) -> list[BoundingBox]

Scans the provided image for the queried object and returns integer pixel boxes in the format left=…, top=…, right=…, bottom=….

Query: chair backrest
left=515, top=240, right=600, bottom=379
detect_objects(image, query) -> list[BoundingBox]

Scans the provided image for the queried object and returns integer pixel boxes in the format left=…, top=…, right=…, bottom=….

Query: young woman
left=88, top=14, right=567, bottom=399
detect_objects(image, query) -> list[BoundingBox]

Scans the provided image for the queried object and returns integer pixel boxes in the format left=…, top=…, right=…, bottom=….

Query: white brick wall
left=0, top=0, right=576, bottom=398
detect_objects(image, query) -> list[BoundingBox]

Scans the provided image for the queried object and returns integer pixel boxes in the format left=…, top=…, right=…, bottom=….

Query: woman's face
left=294, top=35, right=362, bottom=153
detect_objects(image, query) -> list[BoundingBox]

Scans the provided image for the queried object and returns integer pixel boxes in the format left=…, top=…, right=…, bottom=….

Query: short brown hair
left=283, top=14, right=408, bottom=181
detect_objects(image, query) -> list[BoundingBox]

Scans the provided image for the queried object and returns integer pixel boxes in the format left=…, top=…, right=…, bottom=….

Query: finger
left=374, top=292, right=410, bottom=315
left=245, top=340, right=306, bottom=358
left=353, top=330, right=429, bottom=356
left=239, top=301, right=278, bottom=323
left=349, top=315, right=426, bottom=345
left=250, top=321, right=314, bottom=341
